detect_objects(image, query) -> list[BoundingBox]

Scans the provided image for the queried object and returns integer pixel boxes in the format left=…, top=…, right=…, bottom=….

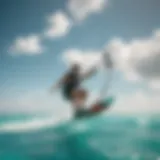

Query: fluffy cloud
left=106, top=29, right=160, bottom=88
left=63, top=29, right=160, bottom=89
left=149, top=79, right=160, bottom=90
left=110, top=91, right=160, bottom=114
left=45, top=11, right=72, bottom=38
left=63, top=49, right=102, bottom=73
left=63, top=48, right=114, bottom=74
left=45, top=0, right=107, bottom=38
left=10, top=35, right=43, bottom=55
left=67, top=0, right=107, bottom=21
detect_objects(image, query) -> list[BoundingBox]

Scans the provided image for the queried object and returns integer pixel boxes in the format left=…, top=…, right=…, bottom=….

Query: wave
left=0, top=115, right=71, bottom=133
left=0, top=115, right=160, bottom=160
left=0, top=114, right=159, bottom=134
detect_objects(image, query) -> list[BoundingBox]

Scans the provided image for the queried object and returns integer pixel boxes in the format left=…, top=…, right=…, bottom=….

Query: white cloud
left=10, top=35, right=43, bottom=55
left=63, top=49, right=102, bottom=73
left=149, top=80, right=160, bottom=90
left=110, top=91, right=160, bottom=115
left=62, top=29, right=160, bottom=90
left=45, top=11, right=72, bottom=38
left=67, top=0, right=107, bottom=21
left=106, top=29, right=160, bottom=88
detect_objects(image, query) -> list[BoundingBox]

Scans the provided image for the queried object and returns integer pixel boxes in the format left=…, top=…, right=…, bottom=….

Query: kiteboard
left=75, top=96, right=114, bottom=119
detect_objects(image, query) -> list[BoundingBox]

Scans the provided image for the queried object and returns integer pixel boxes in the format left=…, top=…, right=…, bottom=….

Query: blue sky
left=0, top=0, right=160, bottom=114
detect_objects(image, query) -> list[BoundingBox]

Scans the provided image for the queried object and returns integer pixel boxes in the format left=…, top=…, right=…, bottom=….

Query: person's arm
left=81, top=66, right=97, bottom=81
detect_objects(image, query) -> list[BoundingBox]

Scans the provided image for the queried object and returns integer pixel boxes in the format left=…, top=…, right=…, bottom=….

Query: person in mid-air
left=50, top=53, right=114, bottom=118
left=50, top=64, right=97, bottom=115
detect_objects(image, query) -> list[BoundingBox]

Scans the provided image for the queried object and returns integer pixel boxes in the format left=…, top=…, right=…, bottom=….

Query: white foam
left=136, top=117, right=148, bottom=126
left=0, top=115, right=71, bottom=133
left=70, top=122, right=88, bottom=133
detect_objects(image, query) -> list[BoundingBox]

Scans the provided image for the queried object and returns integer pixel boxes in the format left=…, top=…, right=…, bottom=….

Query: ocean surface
left=0, top=114, right=159, bottom=160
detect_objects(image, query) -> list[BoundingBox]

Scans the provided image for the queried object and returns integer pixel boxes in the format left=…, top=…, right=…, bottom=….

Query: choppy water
left=0, top=114, right=160, bottom=160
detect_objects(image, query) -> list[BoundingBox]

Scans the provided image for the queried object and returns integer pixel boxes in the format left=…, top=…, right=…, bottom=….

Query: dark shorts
left=63, top=87, right=77, bottom=100
left=63, top=90, right=72, bottom=100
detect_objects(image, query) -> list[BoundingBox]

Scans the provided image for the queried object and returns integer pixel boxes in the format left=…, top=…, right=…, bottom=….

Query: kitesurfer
left=50, top=52, right=114, bottom=118
left=50, top=64, right=97, bottom=103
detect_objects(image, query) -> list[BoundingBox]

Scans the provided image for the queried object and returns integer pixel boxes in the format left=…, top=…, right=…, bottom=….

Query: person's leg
left=62, top=88, right=89, bottom=118
left=71, top=88, right=87, bottom=107
left=71, top=88, right=88, bottom=118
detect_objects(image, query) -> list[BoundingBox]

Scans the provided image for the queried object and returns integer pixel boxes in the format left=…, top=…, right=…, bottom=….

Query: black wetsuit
left=62, top=71, right=80, bottom=100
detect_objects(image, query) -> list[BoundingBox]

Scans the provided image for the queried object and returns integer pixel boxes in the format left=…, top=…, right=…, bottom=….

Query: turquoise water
left=0, top=114, right=160, bottom=160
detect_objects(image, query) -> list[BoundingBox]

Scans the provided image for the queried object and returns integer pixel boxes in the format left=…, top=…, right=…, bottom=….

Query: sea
left=0, top=113, right=159, bottom=160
